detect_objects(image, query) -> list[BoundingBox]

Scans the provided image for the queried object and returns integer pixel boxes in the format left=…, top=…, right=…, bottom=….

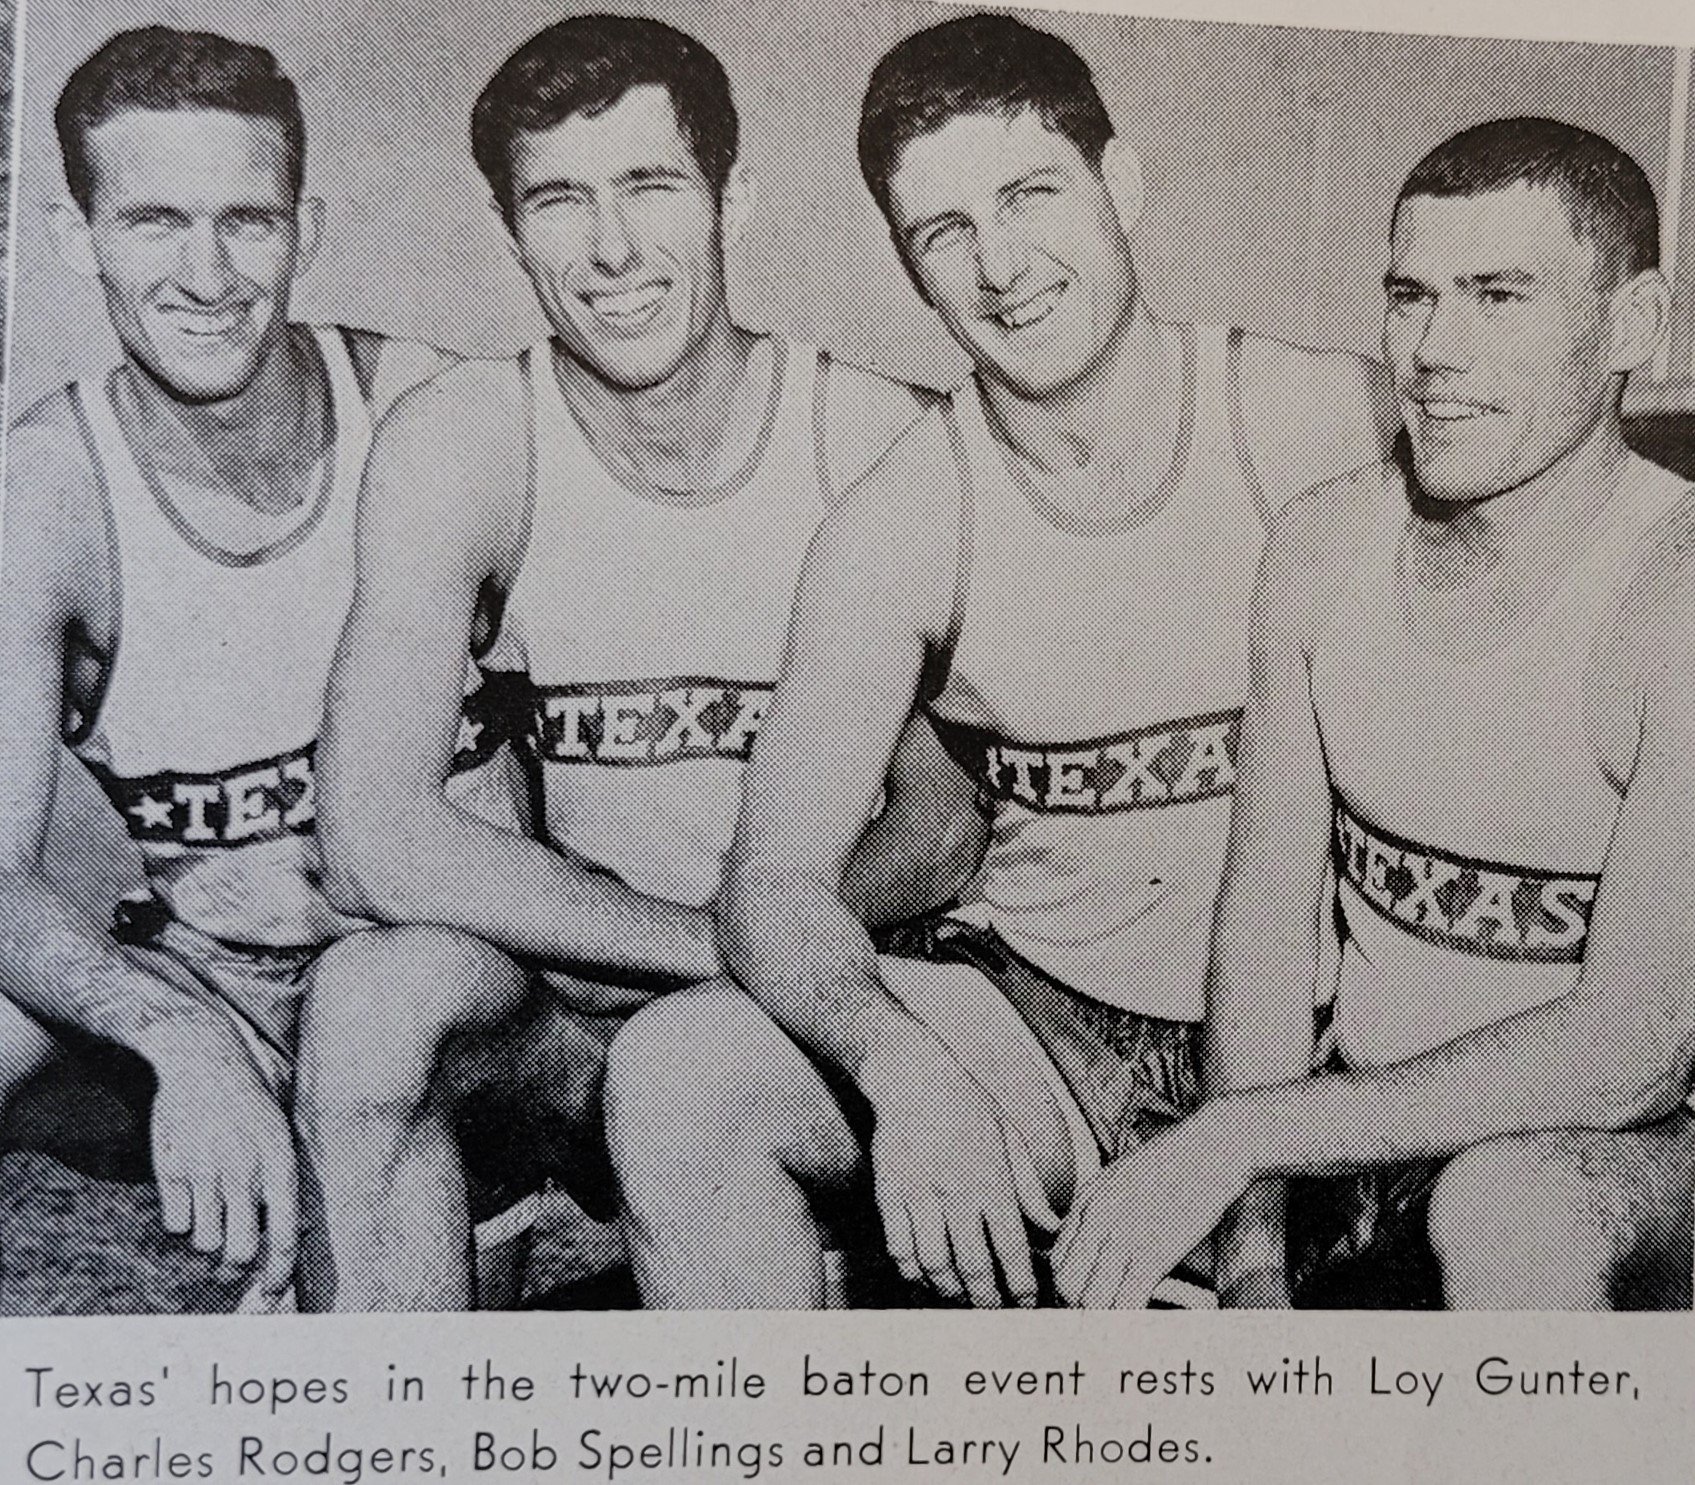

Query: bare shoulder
left=810, top=398, right=966, bottom=637
left=336, top=325, right=458, bottom=413
left=1255, top=460, right=1398, bottom=643
left=1234, top=330, right=1398, bottom=511
left=1608, top=467, right=1695, bottom=693
left=3, top=387, right=109, bottom=613
left=815, top=349, right=945, bottom=496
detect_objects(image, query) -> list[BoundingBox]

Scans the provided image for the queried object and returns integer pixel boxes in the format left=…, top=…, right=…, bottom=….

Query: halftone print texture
left=2, top=0, right=1694, bottom=1318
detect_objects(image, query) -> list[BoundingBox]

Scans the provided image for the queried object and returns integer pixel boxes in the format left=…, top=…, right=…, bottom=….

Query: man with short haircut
left=605, top=12, right=1394, bottom=1307
left=1052, top=117, right=1695, bottom=1310
left=302, top=13, right=979, bottom=1311
left=0, top=27, right=466, bottom=1310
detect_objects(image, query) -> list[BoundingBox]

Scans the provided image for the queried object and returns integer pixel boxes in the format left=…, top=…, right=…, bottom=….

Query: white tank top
left=490, top=338, right=830, bottom=908
left=928, top=324, right=1268, bottom=1018
left=1310, top=459, right=1690, bottom=1068
left=67, top=327, right=368, bottom=948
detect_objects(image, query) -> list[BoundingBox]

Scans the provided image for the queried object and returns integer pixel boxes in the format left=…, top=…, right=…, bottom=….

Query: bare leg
left=1427, top=1114, right=1695, bottom=1310
left=294, top=927, right=529, bottom=1311
left=0, top=993, right=63, bottom=1144
left=604, top=985, right=866, bottom=1308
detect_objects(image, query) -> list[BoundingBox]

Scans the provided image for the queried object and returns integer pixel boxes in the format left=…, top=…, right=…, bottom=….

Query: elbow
left=316, top=796, right=420, bottom=925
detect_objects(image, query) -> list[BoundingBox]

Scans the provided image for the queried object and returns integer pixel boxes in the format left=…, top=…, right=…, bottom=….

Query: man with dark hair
left=603, top=11, right=1394, bottom=1308
left=0, top=26, right=468, bottom=1311
left=1047, top=116, right=1695, bottom=1310
left=301, top=12, right=980, bottom=1311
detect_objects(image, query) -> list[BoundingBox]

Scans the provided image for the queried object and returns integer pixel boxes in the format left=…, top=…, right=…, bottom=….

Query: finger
left=946, top=1209, right=1003, bottom=1309
left=912, top=1196, right=962, bottom=1300
left=985, top=1194, right=1039, bottom=1307
left=1082, top=1242, right=1130, bottom=1310
left=875, top=1182, right=922, bottom=1288
left=1111, top=1265, right=1157, bottom=1311
left=191, top=1179, right=226, bottom=1255
left=256, top=1148, right=301, bottom=1306
left=157, top=1176, right=193, bottom=1236
left=220, top=1180, right=262, bottom=1272
left=1053, top=1219, right=1102, bottom=1307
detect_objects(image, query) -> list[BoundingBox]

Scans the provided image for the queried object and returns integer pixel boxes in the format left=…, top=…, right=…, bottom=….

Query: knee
left=605, top=989, right=746, bottom=1143
left=1428, top=1136, right=1621, bottom=1305
left=298, top=927, right=519, bottom=1119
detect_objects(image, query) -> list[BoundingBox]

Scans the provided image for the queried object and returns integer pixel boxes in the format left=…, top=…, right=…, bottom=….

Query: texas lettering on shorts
left=528, top=678, right=772, bottom=766
left=90, top=742, right=317, bottom=848
left=928, top=707, right=1242, bottom=814
left=1331, top=795, right=1598, bottom=963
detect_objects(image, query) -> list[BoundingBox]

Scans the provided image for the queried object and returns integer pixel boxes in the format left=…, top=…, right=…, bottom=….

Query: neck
left=1409, top=412, right=1633, bottom=568
left=552, top=311, right=762, bottom=490
left=978, top=295, right=1168, bottom=474
left=118, top=327, right=326, bottom=492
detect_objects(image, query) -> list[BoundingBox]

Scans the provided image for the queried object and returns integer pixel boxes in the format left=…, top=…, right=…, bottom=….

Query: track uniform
left=484, top=336, right=931, bottom=908
left=877, top=324, right=1295, bottom=1224
left=1289, top=456, right=1695, bottom=1303
left=62, top=326, right=505, bottom=1087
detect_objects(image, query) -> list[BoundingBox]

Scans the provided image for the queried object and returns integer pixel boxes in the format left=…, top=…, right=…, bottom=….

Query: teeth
left=165, top=306, right=244, bottom=335
left=585, top=285, right=665, bottom=319
left=994, top=285, right=1062, bottom=330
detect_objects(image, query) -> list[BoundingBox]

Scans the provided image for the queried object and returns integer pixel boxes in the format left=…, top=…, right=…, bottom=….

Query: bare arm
left=720, top=433, right=1041, bottom=1305
left=840, top=710, right=987, bottom=930
left=0, top=417, right=297, bottom=1302
left=1200, top=489, right=1340, bottom=1299
left=0, top=423, right=239, bottom=1062
left=317, top=367, right=716, bottom=986
left=1058, top=500, right=1695, bottom=1306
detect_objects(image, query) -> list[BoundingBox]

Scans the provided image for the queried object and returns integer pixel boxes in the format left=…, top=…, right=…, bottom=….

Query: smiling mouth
left=1414, top=398, right=1497, bottom=423
left=988, top=282, right=1065, bottom=332
left=581, top=282, right=669, bottom=328
left=161, top=304, right=251, bottom=338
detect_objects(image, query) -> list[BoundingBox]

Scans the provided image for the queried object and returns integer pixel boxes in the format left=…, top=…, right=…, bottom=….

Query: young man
left=301, top=13, right=978, bottom=1311
left=605, top=12, right=1394, bottom=1307
left=0, top=27, right=465, bottom=1312
left=1053, top=117, right=1695, bottom=1311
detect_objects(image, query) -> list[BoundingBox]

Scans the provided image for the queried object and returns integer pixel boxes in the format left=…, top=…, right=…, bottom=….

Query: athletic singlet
left=65, top=327, right=496, bottom=948
left=1309, top=458, right=1691, bottom=1069
left=926, top=324, right=1268, bottom=1019
left=488, top=338, right=914, bottom=907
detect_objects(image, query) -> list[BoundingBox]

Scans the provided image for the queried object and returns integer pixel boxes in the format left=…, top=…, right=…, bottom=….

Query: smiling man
left=603, top=11, right=1393, bottom=1308
left=0, top=27, right=459, bottom=1311
left=300, top=13, right=980, bottom=1310
left=1051, top=117, right=1695, bottom=1310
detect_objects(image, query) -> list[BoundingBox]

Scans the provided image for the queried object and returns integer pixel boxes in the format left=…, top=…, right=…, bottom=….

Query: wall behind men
left=7, top=0, right=1687, bottom=907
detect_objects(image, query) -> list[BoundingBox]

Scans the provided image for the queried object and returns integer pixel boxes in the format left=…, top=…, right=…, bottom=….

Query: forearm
left=1227, top=975, right=1695, bottom=1184
left=322, top=801, right=718, bottom=983
left=0, top=868, right=239, bottom=1065
left=720, top=867, right=928, bottom=1087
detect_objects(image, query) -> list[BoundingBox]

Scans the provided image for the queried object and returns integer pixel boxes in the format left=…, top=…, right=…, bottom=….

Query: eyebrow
left=1383, top=268, right=1540, bottom=291
left=901, top=166, right=1068, bottom=251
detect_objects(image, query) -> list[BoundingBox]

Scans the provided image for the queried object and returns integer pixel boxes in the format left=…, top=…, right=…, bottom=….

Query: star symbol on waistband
left=456, top=715, right=484, bottom=757
left=129, top=794, right=174, bottom=831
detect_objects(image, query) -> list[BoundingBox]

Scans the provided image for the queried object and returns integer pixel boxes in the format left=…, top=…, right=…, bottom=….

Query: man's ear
left=294, top=195, right=326, bottom=275
left=48, top=197, right=99, bottom=279
left=1607, top=266, right=1671, bottom=376
left=721, top=160, right=754, bottom=248
left=1101, top=136, right=1144, bottom=233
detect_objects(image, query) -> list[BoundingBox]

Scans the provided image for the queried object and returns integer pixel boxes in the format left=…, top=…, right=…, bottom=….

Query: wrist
left=855, top=1012, right=942, bottom=1111
left=132, top=1014, right=249, bottom=1079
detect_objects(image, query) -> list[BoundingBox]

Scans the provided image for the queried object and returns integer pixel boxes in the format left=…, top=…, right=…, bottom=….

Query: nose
left=975, top=220, right=1030, bottom=297
left=176, top=219, right=235, bottom=301
left=591, top=199, right=637, bottom=275
left=1414, top=292, right=1473, bottom=372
